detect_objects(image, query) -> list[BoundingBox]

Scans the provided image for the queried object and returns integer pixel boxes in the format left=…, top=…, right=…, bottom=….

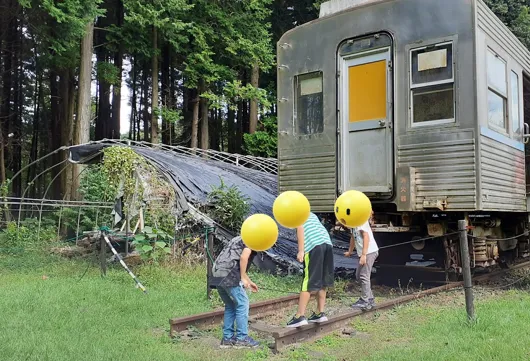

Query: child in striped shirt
left=287, top=212, right=335, bottom=327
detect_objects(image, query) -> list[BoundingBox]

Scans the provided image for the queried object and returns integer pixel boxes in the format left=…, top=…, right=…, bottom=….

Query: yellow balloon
left=240, top=214, right=279, bottom=251
left=273, top=191, right=311, bottom=228
left=334, top=190, right=372, bottom=228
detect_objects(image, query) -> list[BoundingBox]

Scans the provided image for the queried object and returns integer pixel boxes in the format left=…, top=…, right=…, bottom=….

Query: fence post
left=100, top=233, right=107, bottom=276
left=458, top=219, right=475, bottom=320
left=206, top=230, right=214, bottom=300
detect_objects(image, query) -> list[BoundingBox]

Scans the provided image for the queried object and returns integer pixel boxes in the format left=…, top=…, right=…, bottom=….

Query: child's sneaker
left=219, top=337, right=235, bottom=348
left=369, top=298, right=376, bottom=307
left=351, top=298, right=372, bottom=310
left=286, top=315, right=309, bottom=328
left=308, top=312, right=328, bottom=323
left=234, top=336, right=259, bottom=348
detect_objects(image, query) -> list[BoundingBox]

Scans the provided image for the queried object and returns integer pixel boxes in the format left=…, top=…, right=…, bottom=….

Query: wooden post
left=206, top=231, right=214, bottom=300
left=100, top=233, right=107, bottom=276
left=125, top=208, right=130, bottom=256
left=458, top=219, right=475, bottom=320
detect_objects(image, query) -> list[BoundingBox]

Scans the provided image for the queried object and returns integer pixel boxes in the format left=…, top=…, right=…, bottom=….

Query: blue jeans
left=217, top=283, right=249, bottom=341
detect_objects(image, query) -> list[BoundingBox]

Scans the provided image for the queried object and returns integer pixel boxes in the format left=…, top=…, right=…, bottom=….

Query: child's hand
left=249, top=281, right=258, bottom=293
left=297, top=250, right=304, bottom=262
left=359, top=254, right=367, bottom=265
left=344, top=251, right=353, bottom=257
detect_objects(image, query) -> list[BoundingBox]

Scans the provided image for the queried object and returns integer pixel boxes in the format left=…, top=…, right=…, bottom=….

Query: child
left=211, top=236, right=260, bottom=348
left=344, top=213, right=379, bottom=310
left=287, top=212, right=335, bottom=327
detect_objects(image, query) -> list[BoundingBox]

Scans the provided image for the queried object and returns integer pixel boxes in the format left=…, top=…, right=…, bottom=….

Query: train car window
left=486, top=49, right=507, bottom=131
left=410, top=42, right=455, bottom=125
left=294, top=72, right=324, bottom=135
left=511, top=71, right=520, bottom=136
left=411, top=43, right=453, bottom=85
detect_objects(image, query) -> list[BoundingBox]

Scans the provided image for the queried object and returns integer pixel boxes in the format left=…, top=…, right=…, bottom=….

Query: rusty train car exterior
left=276, top=0, right=530, bottom=276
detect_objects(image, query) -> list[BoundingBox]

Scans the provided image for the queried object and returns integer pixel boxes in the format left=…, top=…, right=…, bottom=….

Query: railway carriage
left=277, top=0, right=530, bottom=279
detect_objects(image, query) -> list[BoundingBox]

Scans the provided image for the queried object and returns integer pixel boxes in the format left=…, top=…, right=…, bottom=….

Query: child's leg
left=316, top=289, right=326, bottom=313
left=317, top=243, right=335, bottom=313
left=230, top=284, right=250, bottom=341
left=218, top=287, right=236, bottom=340
left=296, top=291, right=311, bottom=317
left=365, top=252, right=378, bottom=300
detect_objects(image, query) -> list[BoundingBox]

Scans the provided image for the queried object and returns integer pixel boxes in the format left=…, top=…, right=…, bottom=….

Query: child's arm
left=359, top=231, right=370, bottom=265
left=344, top=232, right=356, bottom=257
left=296, top=226, right=305, bottom=262
left=240, top=248, right=258, bottom=292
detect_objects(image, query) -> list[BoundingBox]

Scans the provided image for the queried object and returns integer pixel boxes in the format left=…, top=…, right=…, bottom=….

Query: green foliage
left=207, top=179, right=250, bottom=232
left=485, top=0, right=530, bottom=48
left=203, top=80, right=271, bottom=111
left=133, top=226, right=172, bottom=263
left=96, top=61, right=121, bottom=87
left=101, top=146, right=145, bottom=203
left=243, top=116, right=277, bottom=158
left=0, top=220, right=56, bottom=254
left=154, top=106, right=183, bottom=124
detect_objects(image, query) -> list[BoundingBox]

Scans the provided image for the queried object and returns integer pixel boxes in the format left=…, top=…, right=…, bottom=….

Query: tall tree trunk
left=182, top=86, right=193, bottom=146
left=0, top=0, right=14, bottom=189
left=161, top=43, right=170, bottom=145
left=249, top=64, right=259, bottom=134
left=151, top=26, right=159, bottom=144
left=27, top=67, right=42, bottom=193
left=11, top=11, right=22, bottom=198
left=129, top=56, right=137, bottom=140
left=111, top=0, right=124, bottom=139
left=63, top=69, right=75, bottom=201
left=199, top=80, right=208, bottom=150
left=190, top=88, right=199, bottom=149
left=227, top=105, right=235, bottom=153
left=72, top=20, right=94, bottom=200
left=236, top=101, right=243, bottom=153
left=142, top=61, right=149, bottom=141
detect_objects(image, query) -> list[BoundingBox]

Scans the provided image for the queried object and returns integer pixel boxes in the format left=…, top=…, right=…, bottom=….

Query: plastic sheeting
left=68, top=144, right=358, bottom=273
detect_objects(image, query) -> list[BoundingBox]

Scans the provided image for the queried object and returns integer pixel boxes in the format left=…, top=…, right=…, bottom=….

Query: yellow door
left=348, top=60, right=387, bottom=123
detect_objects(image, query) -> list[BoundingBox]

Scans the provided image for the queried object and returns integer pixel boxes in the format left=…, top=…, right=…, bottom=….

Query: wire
left=468, top=232, right=529, bottom=242
left=378, top=232, right=460, bottom=250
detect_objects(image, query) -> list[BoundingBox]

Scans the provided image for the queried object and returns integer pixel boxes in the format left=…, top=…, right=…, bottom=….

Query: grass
left=2, top=249, right=530, bottom=361
left=0, top=250, right=300, bottom=361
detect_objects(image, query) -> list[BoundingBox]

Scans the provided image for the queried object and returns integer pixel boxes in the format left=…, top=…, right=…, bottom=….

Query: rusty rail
left=169, top=294, right=299, bottom=337
left=255, top=260, right=530, bottom=352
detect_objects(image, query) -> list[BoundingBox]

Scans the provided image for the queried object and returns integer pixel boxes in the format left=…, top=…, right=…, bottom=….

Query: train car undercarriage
left=320, top=210, right=530, bottom=284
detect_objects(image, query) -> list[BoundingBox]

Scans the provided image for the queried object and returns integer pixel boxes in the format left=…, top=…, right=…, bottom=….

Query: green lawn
left=1, top=250, right=530, bottom=361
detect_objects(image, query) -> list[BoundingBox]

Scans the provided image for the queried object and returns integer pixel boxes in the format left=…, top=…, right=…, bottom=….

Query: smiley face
left=334, top=190, right=372, bottom=228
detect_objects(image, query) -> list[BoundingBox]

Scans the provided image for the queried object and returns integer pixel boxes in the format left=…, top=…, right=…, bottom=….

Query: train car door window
left=486, top=49, right=508, bottom=132
left=294, top=72, right=324, bottom=135
left=410, top=42, right=455, bottom=126
left=511, top=70, right=520, bottom=137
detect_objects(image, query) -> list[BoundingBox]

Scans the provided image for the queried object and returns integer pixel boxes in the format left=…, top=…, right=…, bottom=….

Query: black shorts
left=301, top=243, right=334, bottom=292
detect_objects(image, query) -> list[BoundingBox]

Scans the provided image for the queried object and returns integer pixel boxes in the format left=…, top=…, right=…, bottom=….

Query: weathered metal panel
left=278, top=148, right=336, bottom=211
left=397, top=130, right=476, bottom=210
left=480, top=136, right=526, bottom=211
left=476, top=0, right=530, bottom=73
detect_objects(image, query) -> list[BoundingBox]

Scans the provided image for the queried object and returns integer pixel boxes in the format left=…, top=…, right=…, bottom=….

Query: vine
left=101, top=146, right=146, bottom=205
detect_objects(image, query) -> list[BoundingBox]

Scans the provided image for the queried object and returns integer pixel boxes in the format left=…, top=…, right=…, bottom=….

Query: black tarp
left=68, top=144, right=358, bottom=273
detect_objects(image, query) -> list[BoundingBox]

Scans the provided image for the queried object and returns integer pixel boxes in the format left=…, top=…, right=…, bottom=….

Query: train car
left=276, top=0, right=530, bottom=279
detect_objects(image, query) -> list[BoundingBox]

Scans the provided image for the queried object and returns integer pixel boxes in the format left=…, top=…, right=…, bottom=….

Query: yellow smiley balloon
left=334, top=190, right=372, bottom=228
left=272, top=191, right=311, bottom=229
left=240, top=214, right=279, bottom=251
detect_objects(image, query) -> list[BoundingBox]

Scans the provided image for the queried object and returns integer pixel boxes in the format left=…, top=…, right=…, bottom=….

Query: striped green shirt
left=301, top=213, right=332, bottom=253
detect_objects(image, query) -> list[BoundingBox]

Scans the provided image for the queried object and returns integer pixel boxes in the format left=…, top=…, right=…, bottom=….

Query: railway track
left=169, top=260, right=530, bottom=352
